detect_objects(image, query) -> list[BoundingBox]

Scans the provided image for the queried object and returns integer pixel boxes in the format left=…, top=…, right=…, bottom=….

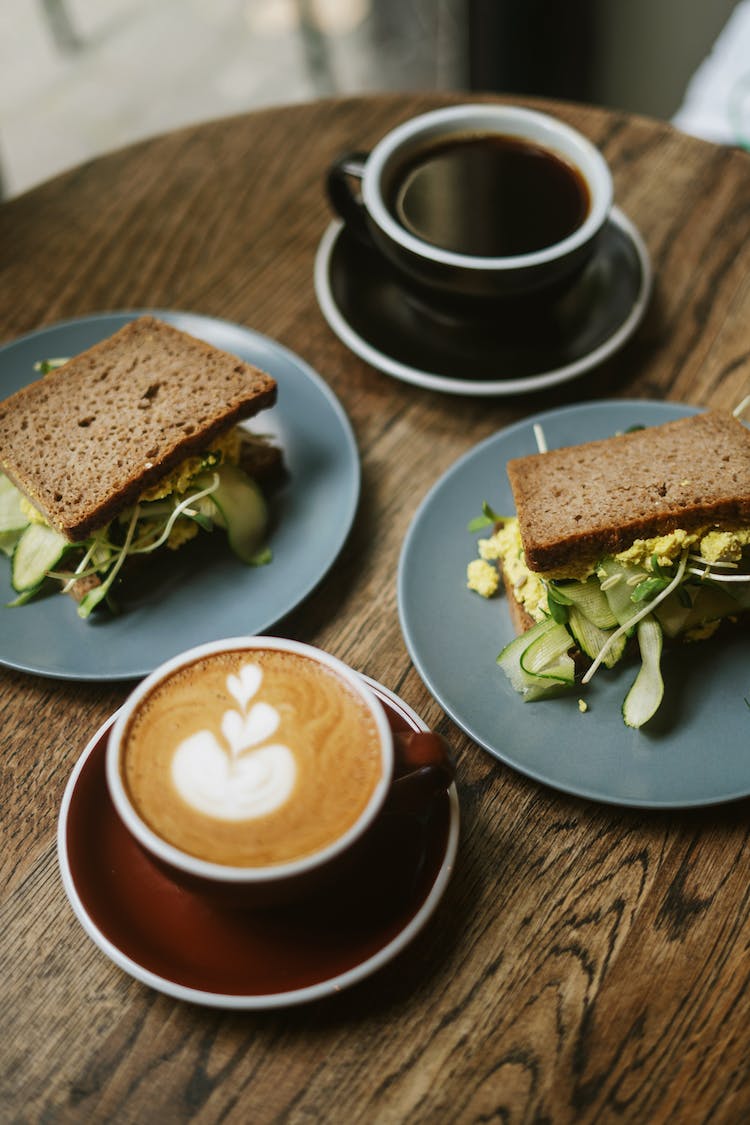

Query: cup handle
left=326, top=150, right=371, bottom=244
left=387, top=731, right=455, bottom=814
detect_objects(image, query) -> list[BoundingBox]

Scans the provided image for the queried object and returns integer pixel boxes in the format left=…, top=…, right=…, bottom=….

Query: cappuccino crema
left=120, top=648, right=383, bottom=867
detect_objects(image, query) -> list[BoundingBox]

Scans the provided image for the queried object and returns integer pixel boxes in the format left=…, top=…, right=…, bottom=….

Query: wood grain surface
left=2, top=93, right=750, bottom=1124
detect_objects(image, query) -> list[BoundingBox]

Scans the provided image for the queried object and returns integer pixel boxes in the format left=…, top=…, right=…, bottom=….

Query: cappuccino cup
left=106, top=637, right=454, bottom=905
left=327, top=103, right=613, bottom=301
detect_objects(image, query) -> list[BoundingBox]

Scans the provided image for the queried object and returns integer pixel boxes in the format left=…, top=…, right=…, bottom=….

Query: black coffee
left=387, top=133, right=590, bottom=258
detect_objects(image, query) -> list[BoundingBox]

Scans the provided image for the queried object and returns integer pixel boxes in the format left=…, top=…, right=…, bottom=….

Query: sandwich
left=467, top=409, right=750, bottom=727
left=0, top=316, right=281, bottom=618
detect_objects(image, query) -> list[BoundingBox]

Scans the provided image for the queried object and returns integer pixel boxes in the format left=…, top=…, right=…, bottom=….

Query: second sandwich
left=0, top=316, right=281, bottom=618
left=468, top=409, right=750, bottom=727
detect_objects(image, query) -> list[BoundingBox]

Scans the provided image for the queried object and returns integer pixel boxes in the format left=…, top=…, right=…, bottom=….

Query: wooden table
left=2, top=93, right=750, bottom=1123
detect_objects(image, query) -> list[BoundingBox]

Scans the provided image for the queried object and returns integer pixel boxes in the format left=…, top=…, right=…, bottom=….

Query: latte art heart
left=227, top=663, right=263, bottom=712
left=172, top=732, right=296, bottom=820
left=172, top=663, right=295, bottom=820
left=221, top=701, right=280, bottom=757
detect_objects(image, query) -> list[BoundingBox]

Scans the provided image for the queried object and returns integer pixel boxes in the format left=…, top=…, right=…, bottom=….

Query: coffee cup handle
left=326, top=151, right=371, bottom=244
left=387, top=731, right=455, bottom=814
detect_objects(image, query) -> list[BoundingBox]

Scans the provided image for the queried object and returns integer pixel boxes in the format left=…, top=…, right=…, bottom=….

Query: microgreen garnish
left=467, top=501, right=505, bottom=533
left=650, top=554, right=670, bottom=579
left=687, top=566, right=750, bottom=584
left=51, top=476, right=223, bottom=612
left=78, top=503, right=142, bottom=618
left=547, top=597, right=569, bottom=625
left=34, top=357, right=69, bottom=374
left=631, top=576, right=671, bottom=603
left=582, top=550, right=690, bottom=684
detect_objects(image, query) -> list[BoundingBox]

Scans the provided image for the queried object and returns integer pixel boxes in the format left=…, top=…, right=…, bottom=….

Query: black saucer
left=314, top=207, right=651, bottom=396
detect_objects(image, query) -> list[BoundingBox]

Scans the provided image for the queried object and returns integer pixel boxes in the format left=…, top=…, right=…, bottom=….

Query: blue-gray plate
left=398, top=399, right=750, bottom=809
left=0, top=311, right=359, bottom=681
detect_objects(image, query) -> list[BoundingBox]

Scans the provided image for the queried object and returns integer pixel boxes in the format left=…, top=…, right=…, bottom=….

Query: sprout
left=582, top=550, right=689, bottom=684
left=687, top=551, right=749, bottom=583
left=71, top=475, right=221, bottom=617
left=78, top=504, right=142, bottom=618
left=686, top=567, right=750, bottom=583
left=129, top=474, right=220, bottom=555
left=467, top=501, right=505, bottom=533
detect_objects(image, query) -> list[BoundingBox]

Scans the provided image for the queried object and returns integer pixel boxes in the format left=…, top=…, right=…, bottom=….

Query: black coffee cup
left=327, top=104, right=613, bottom=302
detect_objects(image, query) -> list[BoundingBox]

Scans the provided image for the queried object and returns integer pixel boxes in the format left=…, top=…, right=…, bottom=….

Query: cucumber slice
left=210, top=464, right=269, bottom=564
left=520, top=621, right=575, bottom=680
left=599, top=559, right=648, bottom=630
left=556, top=577, right=618, bottom=629
left=498, top=618, right=575, bottom=701
left=0, top=474, right=29, bottom=533
left=0, top=528, right=25, bottom=558
left=12, top=524, right=70, bottom=591
left=497, top=621, right=550, bottom=693
left=567, top=605, right=627, bottom=668
left=652, top=588, right=694, bottom=637
left=656, top=582, right=750, bottom=637
left=622, top=615, right=664, bottom=728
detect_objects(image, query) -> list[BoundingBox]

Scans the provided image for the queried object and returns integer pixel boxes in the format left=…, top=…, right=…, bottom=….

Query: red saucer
left=57, top=679, right=459, bottom=1008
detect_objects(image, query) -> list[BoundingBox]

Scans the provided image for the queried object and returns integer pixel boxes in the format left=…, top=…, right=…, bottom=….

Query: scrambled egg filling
left=466, top=559, right=499, bottom=598
left=467, top=518, right=549, bottom=620
left=614, top=526, right=750, bottom=568
left=133, top=430, right=244, bottom=548
left=468, top=518, right=750, bottom=621
left=134, top=515, right=200, bottom=551
left=698, top=528, right=750, bottom=563
left=614, top=529, right=699, bottom=568
left=138, top=429, right=242, bottom=501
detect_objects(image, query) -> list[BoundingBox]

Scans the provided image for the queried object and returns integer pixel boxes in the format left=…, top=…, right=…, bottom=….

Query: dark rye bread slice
left=506, top=410, right=750, bottom=576
left=0, top=316, right=277, bottom=541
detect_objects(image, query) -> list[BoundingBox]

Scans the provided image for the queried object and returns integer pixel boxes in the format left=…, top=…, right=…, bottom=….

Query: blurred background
left=2, top=0, right=749, bottom=198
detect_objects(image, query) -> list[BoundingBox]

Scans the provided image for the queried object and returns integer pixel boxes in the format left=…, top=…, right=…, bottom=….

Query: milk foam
left=170, top=663, right=297, bottom=821
left=123, top=648, right=383, bottom=866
